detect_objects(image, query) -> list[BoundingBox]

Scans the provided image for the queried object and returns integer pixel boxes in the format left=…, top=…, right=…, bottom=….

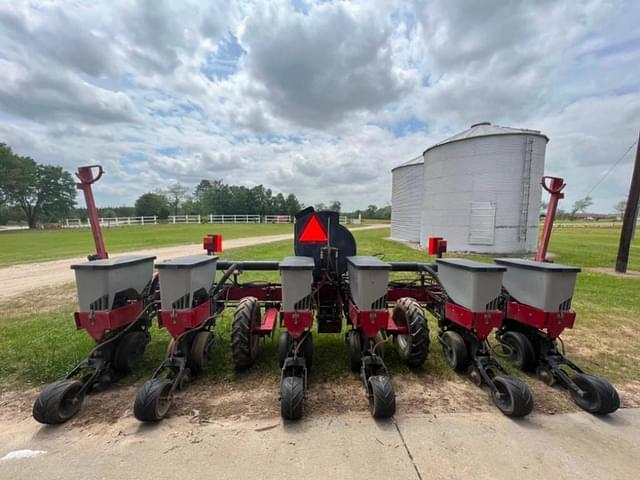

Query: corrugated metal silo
left=420, top=122, right=548, bottom=253
left=391, top=156, right=424, bottom=243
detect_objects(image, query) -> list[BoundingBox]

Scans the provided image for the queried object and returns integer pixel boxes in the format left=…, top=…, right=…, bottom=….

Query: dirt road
left=0, top=225, right=386, bottom=302
left=0, top=409, right=637, bottom=480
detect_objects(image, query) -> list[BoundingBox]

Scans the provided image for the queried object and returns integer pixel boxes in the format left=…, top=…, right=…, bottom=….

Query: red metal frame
left=506, top=301, right=575, bottom=339
left=74, top=300, right=143, bottom=342
left=255, top=307, right=279, bottom=335
left=281, top=310, right=314, bottom=338
left=536, top=176, right=566, bottom=262
left=221, top=286, right=282, bottom=302
left=444, top=302, right=503, bottom=340
left=158, top=300, right=212, bottom=338
left=75, top=165, right=108, bottom=260
left=348, top=302, right=399, bottom=338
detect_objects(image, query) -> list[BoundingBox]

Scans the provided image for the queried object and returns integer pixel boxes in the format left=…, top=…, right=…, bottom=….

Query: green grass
left=0, top=223, right=291, bottom=266
left=0, top=227, right=638, bottom=390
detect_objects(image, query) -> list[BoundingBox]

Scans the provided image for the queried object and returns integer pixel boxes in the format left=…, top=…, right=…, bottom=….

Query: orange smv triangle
left=299, top=214, right=328, bottom=243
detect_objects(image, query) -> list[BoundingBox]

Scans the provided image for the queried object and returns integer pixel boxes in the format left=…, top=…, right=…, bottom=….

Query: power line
left=584, top=141, right=637, bottom=198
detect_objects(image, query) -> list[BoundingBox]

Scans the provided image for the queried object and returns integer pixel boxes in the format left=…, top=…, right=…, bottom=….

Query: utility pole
left=615, top=131, right=640, bottom=273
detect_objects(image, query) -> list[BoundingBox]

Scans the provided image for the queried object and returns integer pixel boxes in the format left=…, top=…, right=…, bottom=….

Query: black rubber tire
left=347, top=331, right=362, bottom=373
left=278, top=331, right=292, bottom=368
left=501, top=331, right=537, bottom=372
left=113, top=331, right=148, bottom=373
left=441, top=330, right=469, bottom=372
left=491, top=375, right=534, bottom=417
left=368, top=375, right=396, bottom=418
left=231, top=297, right=261, bottom=370
left=133, top=378, right=173, bottom=422
left=281, top=376, right=304, bottom=420
left=393, top=297, right=430, bottom=368
left=302, top=332, right=313, bottom=371
left=32, top=379, right=85, bottom=424
left=570, top=374, right=620, bottom=414
left=188, top=330, right=213, bottom=373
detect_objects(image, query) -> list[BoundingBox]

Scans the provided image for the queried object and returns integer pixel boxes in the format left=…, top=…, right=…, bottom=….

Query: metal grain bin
left=156, top=255, right=218, bottom=310
left=279, top=256, right=315, bottom=311
left=391, top=156, right=424, bottom=243
left=71, top=255, right=156, bottom=311
left=436, top=259, right=506, bottom=311
left=421, top=123, right=549, bottom=254
left=347, top=256, right=391, bottom=310
left=494, top=258, right=581, bottom=311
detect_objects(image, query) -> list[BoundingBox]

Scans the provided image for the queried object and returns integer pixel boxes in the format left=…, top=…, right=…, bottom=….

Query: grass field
left=0, top=226, right=638, bottom=393
left=0, top=223, right=292, bottom=266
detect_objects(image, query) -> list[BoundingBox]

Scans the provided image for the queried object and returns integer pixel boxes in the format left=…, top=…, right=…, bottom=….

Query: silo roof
left=423, top=122, right=549, bottom=155
left=391, top=155, right=424, bottom=172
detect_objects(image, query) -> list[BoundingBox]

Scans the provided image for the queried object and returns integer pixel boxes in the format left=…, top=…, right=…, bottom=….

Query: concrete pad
left=397, top=409, right=640, bottom=480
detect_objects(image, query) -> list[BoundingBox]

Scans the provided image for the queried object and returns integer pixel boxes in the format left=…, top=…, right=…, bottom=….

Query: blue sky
left=0, top=0, right=639, bottom=212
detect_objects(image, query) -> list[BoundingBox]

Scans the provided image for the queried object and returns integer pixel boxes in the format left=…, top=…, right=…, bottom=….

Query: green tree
left=284, top=193, right=302, bottom=216
left=328, top=200, right=341, bottom=212
left=165, top=183, right=188, bottom=216
left=571, top=195, right=593, bottom=218
left=0, top=144, right=76, bottom=228
left=613, top=200, right=627, bottom=217
left=135, top=193, right=170, bottom=219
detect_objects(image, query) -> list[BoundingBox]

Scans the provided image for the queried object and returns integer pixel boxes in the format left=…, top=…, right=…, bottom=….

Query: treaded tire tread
left=492, top=375, right=534, bottom=417
left=134, top=378, right=172, bottom=422
left=368, top=375, right=396, bottom=418
left=231, top=297, right=260, bottom=370
left=281, top=376, right=304, bottom=420
left=32, top=379, right=85, bottom=425
left=393, top=297, right=430, bottom=368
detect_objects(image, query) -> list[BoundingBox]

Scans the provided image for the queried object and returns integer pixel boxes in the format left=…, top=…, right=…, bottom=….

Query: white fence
left=208, top=214, right=261, bottom=224
left=64, top=213, right=358, bottom=227
left=64, top=216, right=158, bottom=228
left=264, top=215, right=292, bottom=224
left=170, top=215, right=201, bottom=224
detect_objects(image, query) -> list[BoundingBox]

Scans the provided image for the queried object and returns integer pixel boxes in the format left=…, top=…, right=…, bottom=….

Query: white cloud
left=0, top=0, right=638, bottom=213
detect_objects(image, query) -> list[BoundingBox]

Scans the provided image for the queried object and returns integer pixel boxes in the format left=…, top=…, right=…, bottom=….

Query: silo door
left=469, top=202, right=496, bottom=245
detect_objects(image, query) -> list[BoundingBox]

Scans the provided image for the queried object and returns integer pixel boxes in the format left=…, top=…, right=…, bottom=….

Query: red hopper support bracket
left=76, top=165, right=108, bottom=260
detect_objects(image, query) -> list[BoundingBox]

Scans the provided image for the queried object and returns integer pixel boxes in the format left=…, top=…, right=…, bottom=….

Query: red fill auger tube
left=33, top=167, right=159, bottom=425
left=494, top=258, right=620, bottom=414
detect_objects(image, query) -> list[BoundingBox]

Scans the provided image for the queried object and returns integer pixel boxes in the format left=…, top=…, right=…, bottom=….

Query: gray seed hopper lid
left=156, top=255, right=219, bottom=269
left=280, top=256, right=315, bottom=270
left=437, top=258, right=506, bottom=272
left=71, top=255, right=156, bottom=270
left=494, top=258, right=581, bottom=273
left=346, top=256, right=391, bottom=270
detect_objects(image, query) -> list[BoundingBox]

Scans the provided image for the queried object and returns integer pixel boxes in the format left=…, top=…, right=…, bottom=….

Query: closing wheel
left=133, top=378, right=173, bottom=422
left=114, top=331, right=148, bottom=373
left=570, top=374, right=620, bottom=414
left=278, top=331, right=292, bottom=368
left=491, top=375, right=534, bottom=417
left=33, top=379, right=85, bottom=424
left=280, top=376, right=304, bottom=420
left=189, top=330, right=214, bottom=373
left=231, top=297, right=261, bottom=370
left=347, top=331, right=362, bottom=373
left=441, top=330, right=469, bottom=372
left=500, top=331, right=537, bottom=372
left=393, top=297, right=430, bottom=368
left=368, top=375, right=396, bottom=418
